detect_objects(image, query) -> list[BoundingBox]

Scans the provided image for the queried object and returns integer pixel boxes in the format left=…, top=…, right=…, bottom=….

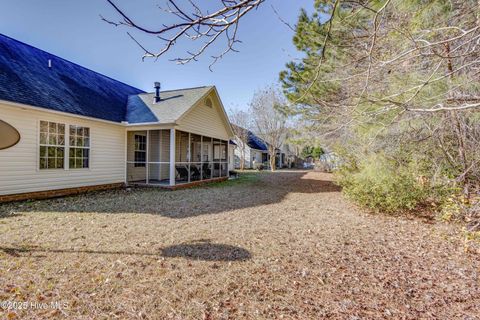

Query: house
left=0, top=34, right=234, bottom=202
left=231, top=125, right=286, bottom=169
left=279, top=143, right=302, bottom=169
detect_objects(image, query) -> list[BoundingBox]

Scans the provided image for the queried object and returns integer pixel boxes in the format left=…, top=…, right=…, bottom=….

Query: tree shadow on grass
left=0, top=171, right=341, bottom=219
left=161, top=241, right=251, bottom=261
left=0, top=212, right=22, bottom=219
left=0, top=241, right=251, bottom=262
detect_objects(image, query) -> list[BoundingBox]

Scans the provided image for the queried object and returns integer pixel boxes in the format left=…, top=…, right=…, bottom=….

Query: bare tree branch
left=103, top=0, right=264, bottom=68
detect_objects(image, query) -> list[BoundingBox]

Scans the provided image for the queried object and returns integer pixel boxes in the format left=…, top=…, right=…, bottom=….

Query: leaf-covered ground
left=0, top=171, right=478, bottom=319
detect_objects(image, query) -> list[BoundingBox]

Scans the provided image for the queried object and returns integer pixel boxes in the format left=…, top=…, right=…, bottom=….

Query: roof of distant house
left=231, top=124, right=268, bottom=151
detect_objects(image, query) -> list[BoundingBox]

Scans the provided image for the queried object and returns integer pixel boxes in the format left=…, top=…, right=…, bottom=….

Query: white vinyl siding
left=233, top=143, right=266, bottom=169
left=177, top=92, right=230, bottom=140
left=228, top=144, right=235, bottom=171
left=0, top=103, right=126, bottom=196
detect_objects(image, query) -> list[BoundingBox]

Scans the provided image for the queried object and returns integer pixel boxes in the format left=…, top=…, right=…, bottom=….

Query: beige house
left=0, top=34, right=234, bottom=201
left=231, top=125, right=286, bottom=169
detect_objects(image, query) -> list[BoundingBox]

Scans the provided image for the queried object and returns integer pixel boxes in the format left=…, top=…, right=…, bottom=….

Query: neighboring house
left=231, top=125, right=286, bottom=169
left=279, top=143, right=301, bottom=169
left=0, top=34, right=234, bottom=201
left=231, top=126, right=267, bottom=169
left=228, top=140, right=236, bottom=171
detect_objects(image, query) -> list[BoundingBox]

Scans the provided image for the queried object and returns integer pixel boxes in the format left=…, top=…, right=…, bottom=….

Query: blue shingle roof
left=125, top=95, right=159, bottom=123
left=0, top=33, right=144, bottom=122
left=231, top=124, right=268, bottom=151
left=247, top=130, right=268, bottom=151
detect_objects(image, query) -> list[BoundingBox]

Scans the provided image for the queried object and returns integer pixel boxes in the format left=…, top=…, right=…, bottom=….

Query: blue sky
left=0, top=0, right=313, bottom=110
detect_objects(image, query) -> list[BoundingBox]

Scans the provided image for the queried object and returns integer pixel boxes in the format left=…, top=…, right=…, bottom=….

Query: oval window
left=0, top=120, right=21, bottom=150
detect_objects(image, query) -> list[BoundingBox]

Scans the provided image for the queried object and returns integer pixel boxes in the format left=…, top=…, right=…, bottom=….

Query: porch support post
left=225, top=140, right=229, bottom=177
left=200, top=136, right=203, bottom=180
left=146, top=130, right=150, bottom=184
left=169, top=128, right=176, bottom=186
left=188, top=132, right=191, bottom=183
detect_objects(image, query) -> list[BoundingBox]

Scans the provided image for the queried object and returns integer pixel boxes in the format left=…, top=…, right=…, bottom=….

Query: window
left=39, top=121, right=65, bottom=169
left=134, top=135, right=146, bottom=167
left=69, top=125, right=90, bottom=169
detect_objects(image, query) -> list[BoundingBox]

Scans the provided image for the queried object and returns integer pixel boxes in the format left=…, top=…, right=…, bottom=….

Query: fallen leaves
left=0, top=171, right=478, bottom=319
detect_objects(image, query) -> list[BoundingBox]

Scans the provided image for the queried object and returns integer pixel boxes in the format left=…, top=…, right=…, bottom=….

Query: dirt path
left=0, top=171, right=479, bottom=319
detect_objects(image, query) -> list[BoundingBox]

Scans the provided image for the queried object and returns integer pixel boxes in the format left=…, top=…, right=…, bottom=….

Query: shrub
left=336, top=154, right=429, bottom=214
left=254, top=163, right=264, bottom=171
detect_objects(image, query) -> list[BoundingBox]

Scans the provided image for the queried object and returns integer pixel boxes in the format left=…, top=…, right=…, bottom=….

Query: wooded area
left=279, top=0, right=480, bottom=232
left=106, top=0, right=480, bottom=234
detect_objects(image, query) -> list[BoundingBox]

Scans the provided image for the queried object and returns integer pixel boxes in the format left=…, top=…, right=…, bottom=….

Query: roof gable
left=125, top=86, right=212, bottom=124
left=126, top=86, right=234, bottom=137
left=174, top=88, right=233, bottom=138
left=0, top=33, right=144, bottom=122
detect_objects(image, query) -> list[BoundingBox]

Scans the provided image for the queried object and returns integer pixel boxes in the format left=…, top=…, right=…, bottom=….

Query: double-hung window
left=39, top=121, right=65, bottom=169
left=39, top=121, right=90, bottom=170
left=134, top=134, right=146, bottom=167
left=69, top=125, right=90, bottom=169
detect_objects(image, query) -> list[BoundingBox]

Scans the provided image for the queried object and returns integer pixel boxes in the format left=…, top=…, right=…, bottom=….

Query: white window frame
left=38, top=120, right=92, bottom=171
left=134, top=134, right=147, bottom=167
left=39, top=120, right=66, bottom=170
left=69, top=125, right=90, bottom=169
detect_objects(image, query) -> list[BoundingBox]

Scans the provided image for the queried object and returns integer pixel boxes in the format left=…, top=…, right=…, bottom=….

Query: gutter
left=0, top=99, right=123, bottom=126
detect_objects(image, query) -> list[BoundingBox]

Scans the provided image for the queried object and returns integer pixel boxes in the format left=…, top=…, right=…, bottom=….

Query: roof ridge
left=135, top=85, right=213, bottom=95
left=0, top=32, right=145, bottom=94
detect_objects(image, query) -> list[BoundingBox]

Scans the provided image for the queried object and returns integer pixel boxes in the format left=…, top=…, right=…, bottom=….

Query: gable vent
left=205, top=97, right=213, bottom=108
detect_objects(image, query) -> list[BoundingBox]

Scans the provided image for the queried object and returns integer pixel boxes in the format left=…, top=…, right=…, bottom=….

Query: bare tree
left=250, top=86, right=287, bottom=171
left=103, top=0, right=264, bottom=69
left=229, top=109, right=251, bottom=170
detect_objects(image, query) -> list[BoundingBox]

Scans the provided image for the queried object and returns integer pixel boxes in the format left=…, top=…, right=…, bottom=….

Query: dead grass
left=0, top=171, right=479, bottom=319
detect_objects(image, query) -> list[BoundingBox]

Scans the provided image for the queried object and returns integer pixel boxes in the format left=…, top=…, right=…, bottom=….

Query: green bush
left=336, top=154, right=429, bottom=213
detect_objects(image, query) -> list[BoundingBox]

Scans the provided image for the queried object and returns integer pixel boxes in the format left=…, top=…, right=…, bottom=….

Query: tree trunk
left=240, top=147, right=245, bottom=171
left=445, top=42, right=470, bottom=197
left=270, top=153, right=276, bottom=172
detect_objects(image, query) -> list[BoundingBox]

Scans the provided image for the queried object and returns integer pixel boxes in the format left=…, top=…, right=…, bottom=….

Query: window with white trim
left=134, top=134, right=146, bottom=167
left=39, top=121, right=65, bottom=169
left=69, top=125, right=90, bottom=169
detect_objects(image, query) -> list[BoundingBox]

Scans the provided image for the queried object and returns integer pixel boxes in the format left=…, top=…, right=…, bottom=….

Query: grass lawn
left=0, top=171, right=479, bottom=319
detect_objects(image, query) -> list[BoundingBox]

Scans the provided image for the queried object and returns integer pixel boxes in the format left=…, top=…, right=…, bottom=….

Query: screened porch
left=126, top=129, right=229, bottom=187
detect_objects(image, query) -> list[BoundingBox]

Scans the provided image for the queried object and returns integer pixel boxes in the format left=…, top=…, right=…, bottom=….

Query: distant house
left=231, top=125, right=286, bottom=169
left=0, top=34, right=234, bottom=201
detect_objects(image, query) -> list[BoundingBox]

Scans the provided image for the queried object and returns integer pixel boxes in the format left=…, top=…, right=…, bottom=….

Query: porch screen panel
left=220, top=140, right=228, bottom=177
left=213, top=139, right=222, bottom=178
left=175, top=131, right=190, bottom=183
left=190, top=134, right=202, bottom=181
left=159, top=129, right=170, bottom=181
left=126, top=131, right=147, bottom=183
left=148, top=130, right=160, bottom=182
left=202, top=137, right=213, bottom=180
